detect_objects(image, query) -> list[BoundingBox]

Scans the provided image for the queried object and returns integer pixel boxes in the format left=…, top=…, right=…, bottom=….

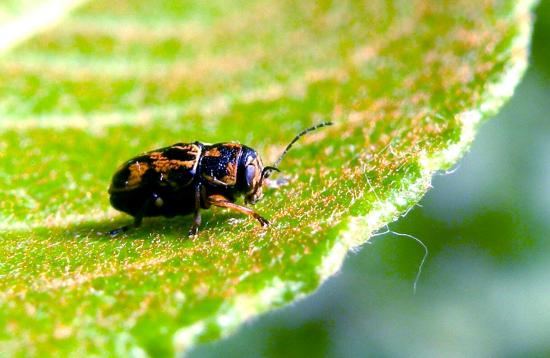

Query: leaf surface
left=0, top=0, right=535, bottom=355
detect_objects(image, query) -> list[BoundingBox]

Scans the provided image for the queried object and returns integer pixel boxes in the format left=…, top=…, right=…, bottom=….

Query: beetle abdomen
left=109, top=143, right=202, bottom=192
left=110, top=186, right=196, bottom=218
left=109, top=143, right=203, bottom=218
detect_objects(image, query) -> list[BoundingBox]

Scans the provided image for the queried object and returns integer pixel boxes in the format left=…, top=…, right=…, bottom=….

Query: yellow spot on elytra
left=222, top=162, right=237, bottom=185
left=223, top=143, right=242, bottom=150
left=127, top=162, right=149, bottom=187
left=173, top=144, right=200, bottom=156
left=150, top=145, right=201, bottom=173
left=153, top=158, right=195, bottom=172
left=204, top=148, right=222, bottom=157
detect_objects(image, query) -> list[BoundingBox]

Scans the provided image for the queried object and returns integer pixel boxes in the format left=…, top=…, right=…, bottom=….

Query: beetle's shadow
left=68, top=211, right=242, bottom=242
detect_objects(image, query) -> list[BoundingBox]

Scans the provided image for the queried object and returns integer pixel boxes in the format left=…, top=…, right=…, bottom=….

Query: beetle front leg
left=187, top=184, right=202, bottom=237
left=208, top=194, right=269, bottom=227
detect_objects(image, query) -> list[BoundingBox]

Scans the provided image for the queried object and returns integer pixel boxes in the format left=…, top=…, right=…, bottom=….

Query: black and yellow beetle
left=108, top=122, right=332, bottom=236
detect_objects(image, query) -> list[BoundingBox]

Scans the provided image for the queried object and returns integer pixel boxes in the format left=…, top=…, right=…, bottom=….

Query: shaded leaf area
left=0, top=0, right=534, bottom=356
left=532, top=0, right=550, bottom=78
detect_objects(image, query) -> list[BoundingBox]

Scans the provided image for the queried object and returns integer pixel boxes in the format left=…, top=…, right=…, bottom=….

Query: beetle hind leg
left=108, top=216, right=143, bottom=236
left=107, top=194, right=152, bottom=236
left=208, top=194, right=269, bottom=227
left=108, top=226, right=128, bottom=236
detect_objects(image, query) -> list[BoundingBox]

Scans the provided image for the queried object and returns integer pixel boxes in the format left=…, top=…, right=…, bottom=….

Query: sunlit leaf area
left=0, top=0, right=539, bottom=356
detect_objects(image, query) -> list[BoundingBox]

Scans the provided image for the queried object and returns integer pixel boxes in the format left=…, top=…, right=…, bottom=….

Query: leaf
left=0, top=0, right=535, bottom=356
left=0, top=0, right=87, bottom=54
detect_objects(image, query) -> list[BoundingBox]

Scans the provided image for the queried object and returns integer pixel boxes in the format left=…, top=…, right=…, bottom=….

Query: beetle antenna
left=257, top=121, right=333, bottom=189
left=271, top=121, right=333, bottom=170
left=262, top=166, right=280, bottom=176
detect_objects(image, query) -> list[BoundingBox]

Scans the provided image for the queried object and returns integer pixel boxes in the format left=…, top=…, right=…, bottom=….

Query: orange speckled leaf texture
left=0, top=0, right=536, bottom=356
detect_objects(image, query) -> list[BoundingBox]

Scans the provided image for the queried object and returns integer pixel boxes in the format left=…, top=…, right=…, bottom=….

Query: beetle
left=108, top=122, right=332, bottom=237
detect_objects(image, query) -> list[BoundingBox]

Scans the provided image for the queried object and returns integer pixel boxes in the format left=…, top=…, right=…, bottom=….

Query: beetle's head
left=239, top=121, right=333, bottom=204
left=238, top=146, right=278, bottom=205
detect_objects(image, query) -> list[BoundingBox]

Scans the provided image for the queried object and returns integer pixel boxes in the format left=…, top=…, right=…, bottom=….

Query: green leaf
left=0, top=0, right=535, bottom=355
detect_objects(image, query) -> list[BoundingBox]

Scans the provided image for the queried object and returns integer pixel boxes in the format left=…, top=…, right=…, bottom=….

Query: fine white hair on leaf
left=365, top=163, right=429, bottom=295
left=400, top=203, right=420, bottom=218
left=372, top=225, right=428, bottom=295
left=387, top=229, right=428, bottom=295
left=435, top=163, right=462, bottom=176
left=371, top=227, right=390, bottom=237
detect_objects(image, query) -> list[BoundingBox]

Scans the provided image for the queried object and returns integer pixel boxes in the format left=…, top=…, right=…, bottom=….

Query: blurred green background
left=189, top=2, right=550, bottom=357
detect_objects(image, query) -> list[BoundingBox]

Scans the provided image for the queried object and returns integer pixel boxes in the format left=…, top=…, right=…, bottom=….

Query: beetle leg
left=108, top=224, right=132, bottom=236
left=188, top=184, right=202, bottom=237
left=202, top=174, right=230, bottom=187
left=108, top=194, right=152, bottom=236
left=208, top=194, right=269, bottom=227
left=200, top=185, right=210, bottom=209
left=108, top=214, right=144, bottom=236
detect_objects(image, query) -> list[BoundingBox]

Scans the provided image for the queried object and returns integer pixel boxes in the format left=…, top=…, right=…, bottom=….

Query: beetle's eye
left=245, top=164, right=257, bottom=190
